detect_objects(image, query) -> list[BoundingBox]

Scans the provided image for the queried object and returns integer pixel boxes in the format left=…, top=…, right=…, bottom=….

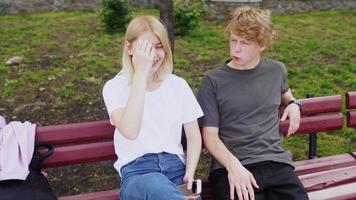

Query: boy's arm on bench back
left=281, top=89, right=301, bottom=137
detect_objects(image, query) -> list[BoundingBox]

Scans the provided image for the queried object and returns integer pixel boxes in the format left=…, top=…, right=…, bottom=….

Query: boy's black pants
left=209, top=161, right=309, bottom=200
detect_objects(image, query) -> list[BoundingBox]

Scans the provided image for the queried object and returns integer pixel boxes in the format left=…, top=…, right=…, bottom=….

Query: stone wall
left=206, top=1, right=260, bottom=20
left=0, top=0, right=161, bottom=14
left=262, top=0, right=356, bottom=14
left=129, top=0, right=159, bottom=8
left=0, top=0, right=355, bottom=15
left=206, top=0, right=356, bottom=19
left=0, top=0, right=102, bottom=14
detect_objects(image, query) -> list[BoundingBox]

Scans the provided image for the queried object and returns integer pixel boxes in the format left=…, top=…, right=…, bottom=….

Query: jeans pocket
left=174, top=154, right=185, bottom=165
left=120, top=157, right=142, bottom=178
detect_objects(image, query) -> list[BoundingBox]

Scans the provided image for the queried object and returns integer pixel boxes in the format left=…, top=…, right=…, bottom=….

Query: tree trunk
left=159, top=0, right=174, bottom=55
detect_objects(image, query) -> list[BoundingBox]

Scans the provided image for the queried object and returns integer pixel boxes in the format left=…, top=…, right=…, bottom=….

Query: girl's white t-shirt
left=102, top=74, right=203, bottom=176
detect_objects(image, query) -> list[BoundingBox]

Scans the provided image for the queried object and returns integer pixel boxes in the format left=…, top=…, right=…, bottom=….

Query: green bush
left=174, top=2, right=204, bottom=36
left=99, top=0, right=131, bottom=33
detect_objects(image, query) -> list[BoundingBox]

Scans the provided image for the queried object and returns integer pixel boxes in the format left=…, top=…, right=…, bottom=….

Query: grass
left=0, top=8, right=355, bottom=176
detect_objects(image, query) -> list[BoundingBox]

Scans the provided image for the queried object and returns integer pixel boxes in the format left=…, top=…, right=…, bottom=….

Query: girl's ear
left=125, top=40, right=133, bottom=55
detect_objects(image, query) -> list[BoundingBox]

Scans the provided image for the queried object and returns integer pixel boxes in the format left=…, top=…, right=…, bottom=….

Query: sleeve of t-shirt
left=280, top=63, right=289, bottom=94
left=181, top=80, right=204, bottom=124
left=102, top=78, right=126, bottom=124
left=197, top=76, right=220, bottom=128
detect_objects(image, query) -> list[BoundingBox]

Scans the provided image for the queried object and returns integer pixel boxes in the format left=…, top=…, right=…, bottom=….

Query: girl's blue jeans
left=119, top=152, right=200, bottom=200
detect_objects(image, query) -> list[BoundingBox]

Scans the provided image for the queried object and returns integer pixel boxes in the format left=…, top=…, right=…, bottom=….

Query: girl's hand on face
left=131, top=39, right=156, bottom=77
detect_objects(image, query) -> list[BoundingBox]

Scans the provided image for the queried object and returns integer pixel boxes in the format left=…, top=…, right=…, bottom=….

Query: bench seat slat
left=36, top=120, right=114, bottom=145
left=58, top=189, right=119, bottom=200
left=299, top=166, right=356, bottom=192
left=197, top=165, right=356, bottom=200
left=42, top=141, right=116, bottom=168
left=57, top=181, right=356, bottom=200
left=307, top=182, right=356, bottom=200
left=294, top=153, right=356, bottom=176
left=280, top=113, right=343, bottom=135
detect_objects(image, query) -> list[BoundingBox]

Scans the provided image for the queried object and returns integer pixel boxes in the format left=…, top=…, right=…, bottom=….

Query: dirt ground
left=1, top=101, right=120, bottom=197
left=46, top=161, right=120, bottom=197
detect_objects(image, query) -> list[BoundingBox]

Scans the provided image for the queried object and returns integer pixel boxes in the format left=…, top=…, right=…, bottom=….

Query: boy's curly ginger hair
left=224, top=6, right=277, bottom=48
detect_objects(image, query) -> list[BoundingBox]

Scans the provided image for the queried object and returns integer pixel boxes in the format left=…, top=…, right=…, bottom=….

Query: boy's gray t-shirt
left=198, top=58, right=293, bottom=171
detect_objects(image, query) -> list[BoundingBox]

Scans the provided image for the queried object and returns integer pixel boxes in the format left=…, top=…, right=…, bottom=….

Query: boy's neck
left=227, top=56, right=261, bottom=70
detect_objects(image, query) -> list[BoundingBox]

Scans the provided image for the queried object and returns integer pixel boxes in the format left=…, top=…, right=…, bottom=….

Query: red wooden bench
left=305, top=91, right=356, bottom=200
left=35, top=94, right=356, bottom=200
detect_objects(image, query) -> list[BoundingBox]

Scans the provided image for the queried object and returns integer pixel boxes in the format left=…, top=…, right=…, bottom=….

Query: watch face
left=294, top=100, right=302, bottom=111
left=295, top=100, right=302, bottom=106
left=288, top=100, right=302, bottom=110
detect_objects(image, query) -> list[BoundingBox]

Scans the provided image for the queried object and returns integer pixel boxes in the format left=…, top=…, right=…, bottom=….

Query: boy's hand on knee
left=227, top=158, right=259, bottom=200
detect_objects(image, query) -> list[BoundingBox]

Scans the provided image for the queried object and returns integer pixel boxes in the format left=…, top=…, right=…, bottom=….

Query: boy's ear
left=125, top=40, right=133, bottom=55
left=259, top=45, right=266, bottom=52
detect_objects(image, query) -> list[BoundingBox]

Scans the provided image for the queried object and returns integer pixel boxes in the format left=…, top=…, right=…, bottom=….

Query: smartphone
left=178, top=179, right=202, bottom=196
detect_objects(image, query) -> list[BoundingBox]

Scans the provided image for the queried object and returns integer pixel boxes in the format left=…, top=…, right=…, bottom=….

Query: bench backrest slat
left=279, top=95, right=343, bottom=137
left=280, top=113, right=343, bottom=136
left=40, top=114, right=343, bottom=167
left=346, top=92, right=356, bottom=127
left=346, top=92, right=356, bottom=109
left=348, top=112, right=356, bottom=127
left=36, top=95, right=343, bottom=167
left=42, top=141, right=116, bottom=168
left=279, top=95, right=342, bottom=116
left=36, top=120, right=115, bottom=145
left=300, top=95, right=342, bottom=116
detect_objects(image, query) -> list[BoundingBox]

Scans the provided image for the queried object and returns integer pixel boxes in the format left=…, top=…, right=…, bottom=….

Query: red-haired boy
left=198, top=6, right=309, bottom=200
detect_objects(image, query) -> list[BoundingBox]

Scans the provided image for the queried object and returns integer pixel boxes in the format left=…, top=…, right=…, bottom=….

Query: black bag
left=0, top=143, right=57, bottom=200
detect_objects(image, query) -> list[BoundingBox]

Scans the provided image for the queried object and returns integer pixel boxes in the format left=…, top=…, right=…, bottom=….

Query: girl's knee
left=122, top=173, right=185, bottom=200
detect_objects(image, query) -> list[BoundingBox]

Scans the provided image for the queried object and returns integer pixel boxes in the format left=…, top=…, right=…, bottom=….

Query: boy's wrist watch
left=288, top=99, right=302, bottom=111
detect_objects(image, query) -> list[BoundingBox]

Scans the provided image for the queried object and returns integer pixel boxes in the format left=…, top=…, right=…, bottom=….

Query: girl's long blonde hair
left=120, top=15, right=173, bottom=84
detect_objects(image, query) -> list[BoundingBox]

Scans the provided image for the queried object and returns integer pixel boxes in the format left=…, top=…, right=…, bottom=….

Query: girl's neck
left=147, top=72, right=160, bottom=83
left=146, top=80, right=162, bottom=92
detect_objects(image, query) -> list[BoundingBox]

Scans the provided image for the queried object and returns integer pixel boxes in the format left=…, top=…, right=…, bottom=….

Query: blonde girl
left=103, top=15, right=203, bottom=200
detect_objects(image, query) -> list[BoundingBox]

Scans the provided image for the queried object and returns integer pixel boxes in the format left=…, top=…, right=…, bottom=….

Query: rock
left=13, top=101, right=46, bottom=114
left=77, top=52, right=104, bottom=57
left=6, top=56, right=23, bottom=66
